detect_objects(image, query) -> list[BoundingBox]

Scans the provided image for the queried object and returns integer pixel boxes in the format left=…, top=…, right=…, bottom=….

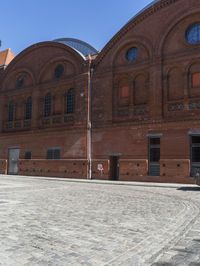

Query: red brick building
left=0, top=0, right=200, bottom=183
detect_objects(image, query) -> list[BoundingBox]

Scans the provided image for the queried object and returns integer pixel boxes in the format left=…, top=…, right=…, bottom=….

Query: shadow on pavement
left=177, top=186, right=200, bottom=191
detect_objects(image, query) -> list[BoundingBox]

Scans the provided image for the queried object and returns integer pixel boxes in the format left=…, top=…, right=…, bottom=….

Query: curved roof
left=53, top=38, right=98, bottom=57
left=95, top=0, right=175, bottom=65
left=127, top=0, right=160, bottom=23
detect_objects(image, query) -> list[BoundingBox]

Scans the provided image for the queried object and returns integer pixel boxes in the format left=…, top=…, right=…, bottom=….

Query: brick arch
left=111, top=36, right=153, bottom=67
left=1, top=68, right=36, bottom=91
left=1, top=42, right=86, bottom=88
left=157, top=8, right=200, bottom=57
left=38, top=57, right=77, bottom=84
left=95, top=0, right=178, bottom=67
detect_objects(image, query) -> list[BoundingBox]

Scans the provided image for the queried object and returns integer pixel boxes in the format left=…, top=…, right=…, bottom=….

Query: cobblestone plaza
left=0, top=175, right=200, bottom=265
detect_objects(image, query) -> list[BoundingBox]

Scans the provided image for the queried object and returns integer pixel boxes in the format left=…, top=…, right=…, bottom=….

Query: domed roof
left=53, top=38, right=98, bottom=57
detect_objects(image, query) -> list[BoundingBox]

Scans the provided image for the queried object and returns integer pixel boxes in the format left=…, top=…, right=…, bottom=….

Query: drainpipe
left=87, top=55, right=94, bottom=179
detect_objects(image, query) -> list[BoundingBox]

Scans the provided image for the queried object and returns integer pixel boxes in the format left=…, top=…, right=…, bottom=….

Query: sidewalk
left=2, top=174, right=198, bottom=189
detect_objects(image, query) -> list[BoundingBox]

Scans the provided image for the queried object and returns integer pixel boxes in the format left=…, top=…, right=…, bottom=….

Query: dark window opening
left=47, top=148, right=61, bottom=160
left=44, top=93, right=51, bottom=117
left=16, top=75, right=25, bottom=89
left=8, top=102, right=15, bottom=122
left=150, top=148, right=160, bottom=162
left=148, top=137, right=160, bottom=176
left=65, top=89, right=75, bottom=114
left=25, top=97, right=32, bottom=120
left=55, top=64, right=64, bottom=79
left=25, top=151, right=32, bottom=160
left=191, top=136, right=200, bottom=163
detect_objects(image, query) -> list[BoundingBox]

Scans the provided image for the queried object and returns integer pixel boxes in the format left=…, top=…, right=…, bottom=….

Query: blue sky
left=0, top=0, right=153, bottom=55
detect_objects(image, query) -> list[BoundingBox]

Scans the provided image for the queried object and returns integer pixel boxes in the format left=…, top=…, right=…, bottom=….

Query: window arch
left=25, top=97, right=32, bottom=120
left=65, top=89, right=75, bottom=114
left=8, top=101, right=15, bottom=122
left=44, top=93, right=52, bottom=117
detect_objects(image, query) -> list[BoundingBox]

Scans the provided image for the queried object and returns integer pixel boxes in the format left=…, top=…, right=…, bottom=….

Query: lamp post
left=87, top=55, right=94, bottom=180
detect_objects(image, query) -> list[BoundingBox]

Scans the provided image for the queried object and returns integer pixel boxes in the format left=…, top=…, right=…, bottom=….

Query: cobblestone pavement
left=0, top=175, right=200, bottom=266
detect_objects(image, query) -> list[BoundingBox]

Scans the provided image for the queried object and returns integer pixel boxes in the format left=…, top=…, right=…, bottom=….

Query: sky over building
left=0, top=0, right=153, bottom=55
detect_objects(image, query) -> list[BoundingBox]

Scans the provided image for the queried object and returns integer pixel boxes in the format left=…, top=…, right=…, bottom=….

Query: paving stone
left=0, top=175, right=200, bottom=265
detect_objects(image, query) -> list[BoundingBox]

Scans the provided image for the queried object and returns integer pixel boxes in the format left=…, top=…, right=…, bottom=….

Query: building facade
left=0, top=0, right=200, bottom=183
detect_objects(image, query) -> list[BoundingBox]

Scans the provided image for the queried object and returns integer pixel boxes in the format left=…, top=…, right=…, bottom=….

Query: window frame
left=47, top=147, right=61, bottom=160
left=44, top=93, right=52, bottom=117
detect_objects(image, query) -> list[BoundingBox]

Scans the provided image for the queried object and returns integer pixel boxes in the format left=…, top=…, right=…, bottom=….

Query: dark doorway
left=191, top=136, right=200, bottom=177
left=148, top=137, right=160, bottom=176
left=110, top=156, right=120, bottom=180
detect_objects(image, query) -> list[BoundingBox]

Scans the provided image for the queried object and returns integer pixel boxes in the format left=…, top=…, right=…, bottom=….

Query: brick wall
left=92, top=160, right=109, bottom=180
left=160, top=159, right=193, bottom=184
left=18, top=159, right=87, bottom=178
left=0, top=159, right=7, bottom=174
left=119, top=159, right=148, bottom=181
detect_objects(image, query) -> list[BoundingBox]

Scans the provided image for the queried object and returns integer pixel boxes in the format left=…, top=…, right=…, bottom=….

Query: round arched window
left=126, top=47, right=138, bottom=62
left=54, top=64, right=64, bottom=79
left=16, top=75, right=25, bottom=89
left=186, top=23, right=200, bottom=45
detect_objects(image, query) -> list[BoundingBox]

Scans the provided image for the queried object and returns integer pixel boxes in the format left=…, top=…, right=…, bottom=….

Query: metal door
left=149, top=137, right=160, bottom=176
left=8, top=148, right=20, bottom=175
left=110, top=156, right=120, bottom=180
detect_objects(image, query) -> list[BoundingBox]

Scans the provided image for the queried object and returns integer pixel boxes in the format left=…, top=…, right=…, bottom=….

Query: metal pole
left=87, top=55, right=92, bottom=179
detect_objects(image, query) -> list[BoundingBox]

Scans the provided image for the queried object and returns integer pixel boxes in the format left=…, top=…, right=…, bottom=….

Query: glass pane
left=150, top=138, right=160, bottom=145
left=44, top=94, right=51, bottom=117
left=126, top=47, right=138, bottom=62
left=192, top=136, right=200, bottom=144
left=66, top=89, right=75, bottom=114
left=150, top=148, right=160, bottom=162
left=192, top=147, right=200, bottom=162
left=186, top=24, right=200, bottom=45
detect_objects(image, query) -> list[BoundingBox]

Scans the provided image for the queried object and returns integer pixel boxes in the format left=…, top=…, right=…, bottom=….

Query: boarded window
left=120, top=86, right=129, bottom=98
left=192, top=73, right=200, bottom=88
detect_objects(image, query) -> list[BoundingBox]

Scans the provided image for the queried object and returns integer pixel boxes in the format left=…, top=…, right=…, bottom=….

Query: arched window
left=44, top=93, right=52, bottom=117
left=8, top=101, right=15, bottom=122
left=25, top=97, right=32, bottom=120
left=65, top=89, right=75, bottom=114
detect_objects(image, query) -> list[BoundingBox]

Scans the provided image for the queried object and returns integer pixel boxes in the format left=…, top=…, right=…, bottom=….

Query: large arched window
left=44, top=93, right=52, bottom=117
left=8, top=101, right=15, bottom=122
left=25, top=97, right=32, bottom=120
left=65, top=89, right=75, bottom=114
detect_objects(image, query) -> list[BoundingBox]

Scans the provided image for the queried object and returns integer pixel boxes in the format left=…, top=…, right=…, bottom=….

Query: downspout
left=87, top=55, right=94, bottom=179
